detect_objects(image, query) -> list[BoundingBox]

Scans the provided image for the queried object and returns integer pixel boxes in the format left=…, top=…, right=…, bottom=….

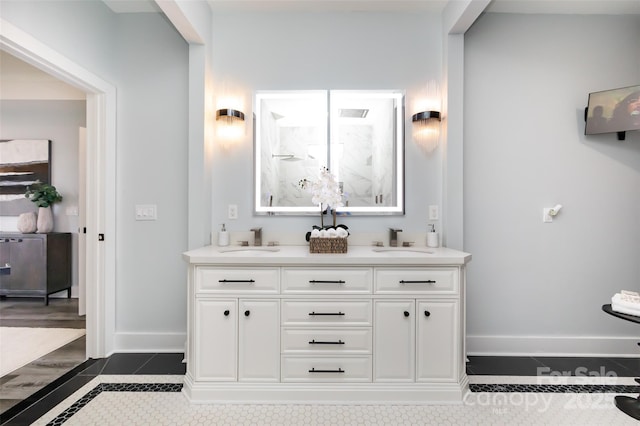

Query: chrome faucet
left=251, top=227, right=262, bottom=246
left=389, top=228, right=403, bottom=247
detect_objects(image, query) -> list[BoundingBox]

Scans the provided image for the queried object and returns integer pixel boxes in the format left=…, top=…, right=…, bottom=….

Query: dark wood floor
left=0, top=297, right=86, bottom=413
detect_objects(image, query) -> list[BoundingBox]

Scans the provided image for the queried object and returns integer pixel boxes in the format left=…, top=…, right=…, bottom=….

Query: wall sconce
left=412, top=110, right=441, bottom=153
left=216, top=108, right=245, bottom=141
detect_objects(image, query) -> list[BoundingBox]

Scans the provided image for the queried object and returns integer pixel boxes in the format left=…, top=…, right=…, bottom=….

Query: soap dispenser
left=427, top=224, right=439, bottom=248
left=218, top=223, right=230, bottom=247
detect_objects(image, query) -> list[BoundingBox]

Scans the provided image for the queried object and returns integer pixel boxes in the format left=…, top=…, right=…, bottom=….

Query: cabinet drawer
left=281, top=328, right=372, bottom=354
left=375, top=268, right=458, bottom=294
left=281, top=356, right=372, bottom=382
left=282, top=268, right=372, bottom=294
left=281, top=300, right=372, bottom=326
left=196, top=267, right=279, bottom=293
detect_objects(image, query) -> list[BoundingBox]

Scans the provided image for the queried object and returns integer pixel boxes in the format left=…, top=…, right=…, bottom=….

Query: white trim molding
left=467, top=334, right=640, bottom=357
left=113, top=332, right=188, bottom=354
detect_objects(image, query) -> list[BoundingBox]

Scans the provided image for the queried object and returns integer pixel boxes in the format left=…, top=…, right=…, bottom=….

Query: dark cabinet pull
left=244, top=310, right=250, bottom=317
left=404, top=311, right=410, bottom=317
left=308, top=368, right=345, bottom=373
left=219, top=279, right=255, bottom=283
left=308, top=312, right=345, bottom=316
left=223, top=310, right=230, bottom=316
left=309, top=339, right=345, bottom=345
left=399, top=280, right=436, bottom=284
left=424, top=310, right=431, bottom=317
left=309, top=280, right=346, bottom=284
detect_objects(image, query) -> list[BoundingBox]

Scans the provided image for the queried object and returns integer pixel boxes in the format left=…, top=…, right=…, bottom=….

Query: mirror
left=255, top=90, right=404, bottom=215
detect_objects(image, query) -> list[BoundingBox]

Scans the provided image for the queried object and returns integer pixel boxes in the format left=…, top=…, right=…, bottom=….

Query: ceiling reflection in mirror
left=255, top=90, right=404, bottom=215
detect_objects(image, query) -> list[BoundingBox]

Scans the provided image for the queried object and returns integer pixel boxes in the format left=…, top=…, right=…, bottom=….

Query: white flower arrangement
left=299, top=167, right=343, bottom=211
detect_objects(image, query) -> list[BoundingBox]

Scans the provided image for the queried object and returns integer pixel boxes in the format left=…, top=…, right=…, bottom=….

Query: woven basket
left=309, top=237, right=348, bottom=254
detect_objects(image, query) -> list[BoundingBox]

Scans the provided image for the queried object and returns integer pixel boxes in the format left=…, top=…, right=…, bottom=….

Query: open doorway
left=0, top=51, right=88, bottom=413
left=0, top=19, right=116, bottom=362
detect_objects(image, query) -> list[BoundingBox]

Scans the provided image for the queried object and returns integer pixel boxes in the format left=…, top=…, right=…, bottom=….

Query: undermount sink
left=371, top=247, right=434, bottom=255
left=218, top=247, right=281, bottom=255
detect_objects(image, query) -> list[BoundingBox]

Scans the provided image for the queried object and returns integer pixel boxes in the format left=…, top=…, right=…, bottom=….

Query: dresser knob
left=223, top=310, right=230, bottom=316
left=424, top=310, right=431, bottom=317
left=404, top=311, right=410, bottom=317
left=244, top=310, right=250, bottom=317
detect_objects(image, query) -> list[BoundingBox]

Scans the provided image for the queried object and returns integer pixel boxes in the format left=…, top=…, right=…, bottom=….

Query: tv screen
left=585, top=85, right=640, bottom=135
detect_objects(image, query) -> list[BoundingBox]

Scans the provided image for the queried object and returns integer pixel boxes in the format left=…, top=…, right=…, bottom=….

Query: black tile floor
left=1, top=353, right=638, bottom=425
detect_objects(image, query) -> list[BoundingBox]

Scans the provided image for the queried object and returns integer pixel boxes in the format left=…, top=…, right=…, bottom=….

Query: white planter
left=17, top=211, right=38, bottom=233
left=36, top=206, right=54, bottom=233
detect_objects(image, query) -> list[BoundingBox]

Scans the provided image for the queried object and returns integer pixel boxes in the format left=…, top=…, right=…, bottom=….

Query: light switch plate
left=135, top=204, right=157, bottom=221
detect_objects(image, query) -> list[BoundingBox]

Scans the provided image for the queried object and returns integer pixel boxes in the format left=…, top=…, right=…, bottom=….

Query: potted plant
left=25, top=182, right=63, bottom=233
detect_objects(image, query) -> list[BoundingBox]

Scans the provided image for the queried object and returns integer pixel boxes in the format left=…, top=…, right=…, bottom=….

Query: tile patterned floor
left=28, top=375, right=640, bottom=425
left=1, top=353, right=638, bottom=425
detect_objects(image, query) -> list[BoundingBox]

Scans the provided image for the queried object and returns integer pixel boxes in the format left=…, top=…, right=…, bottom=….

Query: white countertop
left=183, top=244, right=471, bottom=266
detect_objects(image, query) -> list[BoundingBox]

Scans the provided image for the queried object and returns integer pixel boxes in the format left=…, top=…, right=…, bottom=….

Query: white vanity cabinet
left=183, top=245, right=471, bottom=404
left=194, top=298, right=280, bottom=382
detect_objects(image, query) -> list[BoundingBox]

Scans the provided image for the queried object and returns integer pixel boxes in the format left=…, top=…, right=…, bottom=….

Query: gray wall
left=209, top=11, right=444, bottom=237
left=0, top=100, right=85, bottom=297
left=464, top=13, right=640, bottom=355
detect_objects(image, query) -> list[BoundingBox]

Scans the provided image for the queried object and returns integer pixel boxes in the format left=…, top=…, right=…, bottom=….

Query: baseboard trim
left=113, top=332, right=186, bottom=353
left=467, top=335, right=639, bottom=357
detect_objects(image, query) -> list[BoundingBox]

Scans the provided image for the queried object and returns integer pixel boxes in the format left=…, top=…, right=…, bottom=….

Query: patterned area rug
left=0, top=327, right=86, bottom=377
left=32, top=375, right=639, bottom=425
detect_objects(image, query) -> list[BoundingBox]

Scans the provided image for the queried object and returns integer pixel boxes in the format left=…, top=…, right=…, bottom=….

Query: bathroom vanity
left=182, top=245, right=471, bottom=404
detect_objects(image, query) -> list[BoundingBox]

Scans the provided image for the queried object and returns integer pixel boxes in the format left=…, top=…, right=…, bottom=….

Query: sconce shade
left=412, top=110, right=441, bottom=153
left=412, top=111, right=441, bottom=122
left=216, top=108, right=245, bottom=122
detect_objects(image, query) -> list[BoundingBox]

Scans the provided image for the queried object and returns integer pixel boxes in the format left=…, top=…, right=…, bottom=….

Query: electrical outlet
left=228, top=204, right=238, bottom=220
left=428, top=205, right=439, bottom=221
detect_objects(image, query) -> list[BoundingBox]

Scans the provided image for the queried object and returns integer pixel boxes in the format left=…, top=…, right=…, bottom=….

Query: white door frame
left=0, top=19, right=116, bottom=358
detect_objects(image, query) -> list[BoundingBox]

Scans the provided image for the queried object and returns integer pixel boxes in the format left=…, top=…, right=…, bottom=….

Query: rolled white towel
left=336, top=227, right=349, bottom=238
left=612, top=292, right=640, bottom=309
left=319, top=229, right=328, bottom=238
left=311, top=229, right=321, bottom=238
left=327, top=228, right=338, bottom=238
left=611, top=302, right=640, bottom=318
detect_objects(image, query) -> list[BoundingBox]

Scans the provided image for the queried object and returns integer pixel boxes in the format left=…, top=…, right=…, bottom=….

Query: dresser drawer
left=196, top=267, right=279, bottom=293
left=282, top=268, right=372, bottom=294
left=375, top=268, right=458, bottom=294
left=281, top=356, right=372, bottom=382
left=281, top=328, right=372, bottom=354
left=281, top=300, right=372, bottom=326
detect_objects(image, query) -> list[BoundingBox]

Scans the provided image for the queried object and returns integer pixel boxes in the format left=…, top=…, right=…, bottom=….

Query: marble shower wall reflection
left=255, top=90, right=403, bottom=215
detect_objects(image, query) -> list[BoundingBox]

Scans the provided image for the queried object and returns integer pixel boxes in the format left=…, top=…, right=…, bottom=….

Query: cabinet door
left=238, top=299, right=280, bottom=382
left=195, top=299, right=237, bottom=381
left=373, top=300, right=415, bottom=382
left=417, top=300, right=457, bottom=382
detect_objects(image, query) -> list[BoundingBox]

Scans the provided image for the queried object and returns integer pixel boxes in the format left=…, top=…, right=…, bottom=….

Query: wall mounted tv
left=585, top=84, right=640, bottom=140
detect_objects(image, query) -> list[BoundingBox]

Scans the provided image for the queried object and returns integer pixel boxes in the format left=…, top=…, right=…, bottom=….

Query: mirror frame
left=254, top=90, right=404, bottom=216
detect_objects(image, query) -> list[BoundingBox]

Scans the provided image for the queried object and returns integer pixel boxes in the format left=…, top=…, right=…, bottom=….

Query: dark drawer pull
left=1, top=238, right=23, bottom=243
left=404, top=311, right=410, bottom=317
left=309, top=312, right=345, bottom=316
left=309, top=339, right=345, bottom=345
left=309, top=280, right=346, bottom=284
left=244, top=310, right=250, bottom=317
left=399, top=280, right=436, bottom=284
left=218, top=279, right=255, bottom=283
left=424, top=310, right=431, bottom=317
left=308, top=368, right=345, bottom=373
left=223, top=310, right=230, bottom=316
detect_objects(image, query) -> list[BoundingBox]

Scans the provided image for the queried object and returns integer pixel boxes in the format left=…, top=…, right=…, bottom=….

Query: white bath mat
left=0, top=327, right=85, bottom=377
